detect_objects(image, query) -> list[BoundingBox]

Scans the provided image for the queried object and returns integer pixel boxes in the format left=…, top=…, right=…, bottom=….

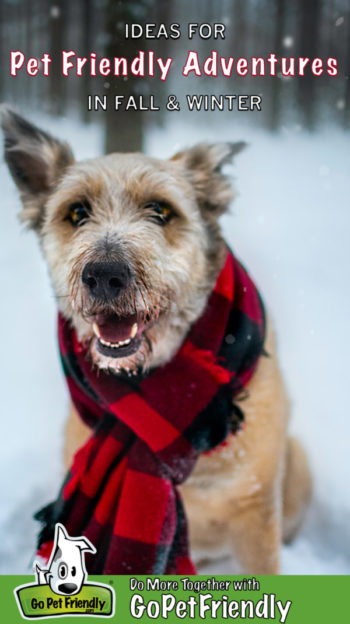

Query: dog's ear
left=1, top=107, right=74, bottom=229
left=74, top=538, right=96, bottom=555
left=171, top=142, right=246, bottom=218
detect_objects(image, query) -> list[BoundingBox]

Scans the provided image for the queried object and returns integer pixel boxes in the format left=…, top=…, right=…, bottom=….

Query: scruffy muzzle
left=35, top=249, right=265, bottom=574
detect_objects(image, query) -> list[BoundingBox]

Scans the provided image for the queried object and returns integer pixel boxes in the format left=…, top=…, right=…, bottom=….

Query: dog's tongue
left=94, top=313, right=138, bottom=342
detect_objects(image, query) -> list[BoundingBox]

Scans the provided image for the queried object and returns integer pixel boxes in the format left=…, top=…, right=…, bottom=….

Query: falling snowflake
left=336, top=99, right=345, bottom=110
left=278, top=72, right=292, bottom=81
left=225, top=334, right=235, bottom=344
left=104, top=82, right=110, bottom=89
left=335, top=17, right=344, bottom=27
left=50, top=5, right=60, bottom=19
left=283, top=36, right=294, bottom=48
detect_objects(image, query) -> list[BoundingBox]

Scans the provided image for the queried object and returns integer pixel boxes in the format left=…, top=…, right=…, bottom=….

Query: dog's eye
left=66, top=201, right=91, bottom=227
left=58, top=562, right=68, bottom=579
left=144, top=201, right=174, bottom=225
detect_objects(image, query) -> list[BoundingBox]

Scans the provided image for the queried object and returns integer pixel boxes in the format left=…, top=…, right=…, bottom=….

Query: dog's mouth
left=92, top=312, right=145, bottom=358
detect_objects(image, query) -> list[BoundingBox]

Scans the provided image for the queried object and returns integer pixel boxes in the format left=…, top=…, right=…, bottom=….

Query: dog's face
left=2, top=110, right=244, bottom=373
left=43, top=524, right=95, bottom=595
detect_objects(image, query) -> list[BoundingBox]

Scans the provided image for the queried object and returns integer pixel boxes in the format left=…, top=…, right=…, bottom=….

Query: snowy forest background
left=1, top=0, right=350, bottom=150
left=0, top=0, right=349, bottom=574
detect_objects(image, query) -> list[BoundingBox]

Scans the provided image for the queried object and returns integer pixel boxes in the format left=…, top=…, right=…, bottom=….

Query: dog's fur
left=2, top=108, right=312, bottom=574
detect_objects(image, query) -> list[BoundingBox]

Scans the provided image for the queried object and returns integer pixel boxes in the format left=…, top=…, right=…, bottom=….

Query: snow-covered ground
left=0, top=113, right=349, bottom=574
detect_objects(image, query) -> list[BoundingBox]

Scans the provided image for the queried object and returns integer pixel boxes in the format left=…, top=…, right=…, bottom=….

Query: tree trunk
left=269, top=0, right=286, bottom=131
left=231, top=0, right=248, bottom=58
left=49, top=0, right=68, bottom=116
left=152, top=0, right=172, bottom=125
left=81, top=0, right=94, bottom=123
left=344, top=10, right=350, bottom=128
left=0, top=0, right=4, bottom=101
left=104, top=0, right=151, bottom=154
left=297, top=0, right=322, bottom=130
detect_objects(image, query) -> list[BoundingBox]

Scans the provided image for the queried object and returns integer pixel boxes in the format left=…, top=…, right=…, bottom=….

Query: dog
left=35, top=523, right=95, bottom=596
left=2, top=108, right=311, bottom=574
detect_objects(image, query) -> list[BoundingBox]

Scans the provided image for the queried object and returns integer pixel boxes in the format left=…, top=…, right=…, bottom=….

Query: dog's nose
left=82, top=261, right=131, bottom=300
left=58, top=582, right=78, bottom=594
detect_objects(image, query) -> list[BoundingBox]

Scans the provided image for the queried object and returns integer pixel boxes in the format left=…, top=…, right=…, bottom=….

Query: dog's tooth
left=98, top=335, right=134, bottom=349
left=93, top=323, right=101, bottom=338
left=130, top=323, right=138, bottom=338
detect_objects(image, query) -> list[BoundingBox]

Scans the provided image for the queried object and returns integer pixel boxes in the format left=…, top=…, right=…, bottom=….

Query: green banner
left=2, top=575, right=349, bottom=623
left=15, top=582, right=114, bottom=618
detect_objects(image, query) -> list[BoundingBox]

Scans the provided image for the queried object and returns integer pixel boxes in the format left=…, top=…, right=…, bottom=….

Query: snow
left=282, top=36, right=294, bottom=48
left=0, top=113, right=349, bottom=574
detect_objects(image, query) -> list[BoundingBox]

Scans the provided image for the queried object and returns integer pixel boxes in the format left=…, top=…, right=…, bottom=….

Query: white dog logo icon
left=35, top=523, right=96, bottom=596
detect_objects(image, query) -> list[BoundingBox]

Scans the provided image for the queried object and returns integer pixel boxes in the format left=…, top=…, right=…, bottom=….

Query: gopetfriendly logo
left=15, top=524, right=115, bottom=619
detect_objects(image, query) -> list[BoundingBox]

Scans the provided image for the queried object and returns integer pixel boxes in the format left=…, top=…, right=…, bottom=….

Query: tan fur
left=2, top=109, right=311, bottom=574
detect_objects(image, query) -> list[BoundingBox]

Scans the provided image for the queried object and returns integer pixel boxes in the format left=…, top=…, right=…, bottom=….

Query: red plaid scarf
left=35, top=250, right=265, bottom=574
